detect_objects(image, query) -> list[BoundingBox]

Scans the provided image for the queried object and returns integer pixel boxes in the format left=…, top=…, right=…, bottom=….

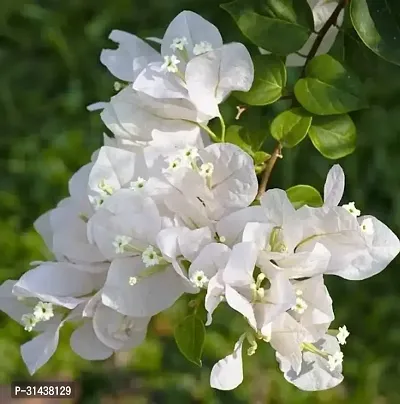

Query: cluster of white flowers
left=1, top=10, right=399, bottom=393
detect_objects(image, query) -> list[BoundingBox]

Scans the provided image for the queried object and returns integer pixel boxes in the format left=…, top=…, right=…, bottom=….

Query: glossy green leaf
left=350, top=0, right=400, bottom=66
left=308, top=114, right=356, bottom=159
left=174, top=315, right=205, bottom=367
left=286, top=185, right=323, bottom=209
left=294, top=54, right=367, bottom=115
left=225, top=115, right=269, bottom=158
left=270, top=107, right=312, bottom=148
left=235, top=55, right=287, bottom=105
left=221, top=0, right=313, bottom=55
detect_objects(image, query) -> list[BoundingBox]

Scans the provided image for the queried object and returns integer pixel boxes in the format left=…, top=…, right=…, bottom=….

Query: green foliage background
left=1, top=0, right=400, bottom=402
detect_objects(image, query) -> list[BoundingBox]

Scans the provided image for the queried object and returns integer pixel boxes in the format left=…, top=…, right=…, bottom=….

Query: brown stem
left=256, top=143, right=282, bottom=200
left=300, top=0, right=347, bottom=76
left=256, top=0, right=347, bottom=198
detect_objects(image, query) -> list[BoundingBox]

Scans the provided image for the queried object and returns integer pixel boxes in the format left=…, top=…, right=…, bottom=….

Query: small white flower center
left=193, top=41, right=213, bottom=55
left=170, top=37, right=188, bottom=51
left=181, top=146, right=199, bottom=162
left=327, top=351, right=344, bottom=371
left=337, top=325, right=350, bottom=345
left=33, top=301, right=54, bottom=321
left=199, top=162, right=214, bottom=178
left=360, top=218, right=374, bottom=235
left=130, top=177, right=146, bottom=190
left=113, top=235, right=132, bottom=254
left=291, top=294, right=308, bottom=314
left=128, top=276, right=138, bottom=286
left=114, top=81, right=123, bottom=91
left=161, top=55, right=181, bottom=73
left=342, top=201, right=361, bottom=217
left=167, top=156, right=182, bottom=171
left=98, top=179, right=114, bottom=196
left=251, top=273, right=266, bottom=302
left=142, top=245, right=161, bottom=267
left=21, top=314, right=37, bottom=332
left=190, top=270, right=209, bottom=288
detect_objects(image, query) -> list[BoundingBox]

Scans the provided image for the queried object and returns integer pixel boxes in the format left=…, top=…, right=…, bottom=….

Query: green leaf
left=270, top=107, right=312, bottom=148
left=234, top=55, right=287, bottom=106
left=225, top=109, right=269, bottom=158
left=308, top=114, right=356, bottom=159
left=344, top=31, right=400, bottom=103
left=350, top=0, right=400, bottom=66
left=174, top=315, right=205, bottom=367
left=286, top=185, right=323, bottom=209
left=294, top=54, right=367, bottom=115
left=221, top=0, right=313, bottom=55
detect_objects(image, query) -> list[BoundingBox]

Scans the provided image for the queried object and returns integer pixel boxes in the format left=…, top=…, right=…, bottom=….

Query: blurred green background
left=1, top=0, right=400, bottom=403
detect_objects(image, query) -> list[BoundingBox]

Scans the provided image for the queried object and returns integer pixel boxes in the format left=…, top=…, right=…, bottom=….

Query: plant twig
left=256, top=0, right=348, bottom=198
left=300, top=0, right=347, bottom=76
left=256, top=143, right=282, bottom=199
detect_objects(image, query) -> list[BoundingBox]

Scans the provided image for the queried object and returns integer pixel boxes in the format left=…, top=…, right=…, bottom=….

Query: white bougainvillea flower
left=0, top=280, right=88, bottom=374
left=70, top=296, right=150, bottom=360
left=185, top=43, right=254, bottom=118
left=99, top=87, right=202, bottom=145
left=297, top=203, right=400, bottom=280
left=289, top=275, right=334, bottom=340
left=210, top=333, right=246, bottom=390
left=34, top=162, right=109, bottom=270
left=161, top=11, right=223, bottom=61
left=187, top=243, right=231, bottom=323
left=88, top=190, right=197, bottom=317
left=159, top=143, right=258, bottom=227
left=100, top=30, right=161, bottom=82
left=277, top=334, right=344, bottom=391
left=132, top=11, right=253, bottom=119
left=221, top=242, right=296, bottom=334
left=12, top=262, right=105, bottom=309
left=218, top=189, right=331, bottom=278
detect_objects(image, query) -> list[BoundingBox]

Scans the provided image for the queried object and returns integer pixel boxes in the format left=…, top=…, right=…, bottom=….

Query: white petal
left=101, top=87, right=200, bottom=143
left=277, top=334, right=344, bottom=391
left=186, top=43, right=254, bottom=117
left=323, top=164, right=345, bottom=207
left=223, top=242, right=258, bottom=287
left=178, top=227, right=214, bottom=262
left=161, top=11, right=223, bottom=58
left=216, top=206, right=265, bottom=246
left=260, top=188, right=296, bottom=227
left=102, top=257, right=189, bottom=317
left=89, top=146, right=136, bottom=194
left=93, top=304, right=149, bottom=350
left=0, top=280, right=31, bottom=324
left=189, top=243, right=231, bottom=281
left=34, top=210, right=53, bottom=251
left=70, top=320, right=114, bottom=360
left=210, top=334, right=245, bottom=390
left=15, top=262, right=97, bottom=301
left=205, top=272, right=225, bottom=325
left=100, top=30, right=161, bottom=82
left=201, top=143, right=258, bottom=219
left=133, top=62, right=187, bottom=99
left=293, top=276, right=334, bottom=335
left=225, top=285, right=257, bottom=330
left=21, top=323, right=61, bottom=375
left=270, top=313, right=313, bottom=374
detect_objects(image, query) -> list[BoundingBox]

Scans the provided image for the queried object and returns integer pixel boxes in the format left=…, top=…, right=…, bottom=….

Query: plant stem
left=256, top=143, right=282, bottom=200
left=256, top=0, right=347, bottom=198
left=300, top=0, right=347, bottom=76
left=219, top=115, right=226, bottom=142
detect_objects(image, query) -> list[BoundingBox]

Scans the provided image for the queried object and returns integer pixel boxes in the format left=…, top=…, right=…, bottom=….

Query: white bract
left=1, top=8, right=399, bottom=396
